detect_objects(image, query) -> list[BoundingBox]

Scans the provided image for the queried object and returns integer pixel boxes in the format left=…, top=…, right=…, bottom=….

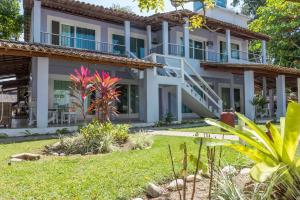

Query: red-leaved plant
left=70, top=66, right=94, bottom=122
left=90, top=71, right=121, bottom=122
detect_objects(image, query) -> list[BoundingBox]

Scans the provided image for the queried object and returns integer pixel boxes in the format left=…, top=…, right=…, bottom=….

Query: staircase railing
left=144, top=53, right=223, bottom=116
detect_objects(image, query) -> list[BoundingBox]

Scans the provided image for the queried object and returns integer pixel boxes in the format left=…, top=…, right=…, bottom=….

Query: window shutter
left=51, top=21, right=60, bottom=45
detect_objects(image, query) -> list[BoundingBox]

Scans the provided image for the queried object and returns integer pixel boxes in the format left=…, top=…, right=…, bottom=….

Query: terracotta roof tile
left=0, top=40, right=161, bottom=69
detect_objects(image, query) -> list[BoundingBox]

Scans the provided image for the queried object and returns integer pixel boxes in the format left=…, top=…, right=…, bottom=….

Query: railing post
left=181, top=59, right=185, bottom=83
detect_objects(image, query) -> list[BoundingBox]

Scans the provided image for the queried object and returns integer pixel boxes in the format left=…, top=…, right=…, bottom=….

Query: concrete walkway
left=145, top=130, right=239, bottom=141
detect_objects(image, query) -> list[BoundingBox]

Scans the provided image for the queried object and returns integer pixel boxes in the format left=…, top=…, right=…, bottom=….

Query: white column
left=162, top=21, right=169, bottom=55
left=33, top=0, right=41, bottom=43
left=230, top=75, right=235, bottom=110
left=124, top=21, right=130, bottom=55
left=183, top=19, right=190, bottom=59
left=35, top=57, right=49, bottom=128
left=276, top=75, right=286, bottom=119
left=145, top=68, right=159, bottom=123
left=262, top=40, right=267, bottom=64
left=298, top=78, right=300, bottom=104
left=226, top=29, right=231, bottom=62
left=176, top=85, right=182, bottom=122
left=262, top=77, right=267, bottom=97
left=244, top=71, right=255, bottom=120
left=147, top=25, right=152, bottom=55
left=269, top=89, right=274, bottom=118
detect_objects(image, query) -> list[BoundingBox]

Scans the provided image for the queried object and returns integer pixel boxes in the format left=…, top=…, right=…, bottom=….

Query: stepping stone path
left=10, top=153, right=41, bottom=161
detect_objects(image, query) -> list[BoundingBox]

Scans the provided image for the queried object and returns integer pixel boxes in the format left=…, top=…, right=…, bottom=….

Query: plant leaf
left=226, top=144, right=276, bottom=166
left=250, top=162, right=280, bottom=182
left=235, top=112, right=279, bottom=160
left=205, top=118, right=271, bottom=156
left=282, top=102, right=300, bottom=163
left=267, top=122, right=283, bottom=158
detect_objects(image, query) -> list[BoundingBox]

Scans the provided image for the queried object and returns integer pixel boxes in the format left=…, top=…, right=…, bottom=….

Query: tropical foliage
left=135, top=0, right=214, bottom=29
left=70, top=66, right=121, bottom=122
left=90, top=71, right=120, bottom=122
left=205, top=102, right=300, bottom=197
left=249, top=0, right=300, bottom=68
left=0, top=0, right=23, bottom=39
left=70, top=66, right=94, bottom=122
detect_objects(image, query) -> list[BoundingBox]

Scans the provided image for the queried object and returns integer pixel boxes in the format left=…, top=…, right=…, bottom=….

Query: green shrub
left=128, top=132, right=153, bottom=150
left=112, top=124, right=129, bottom=144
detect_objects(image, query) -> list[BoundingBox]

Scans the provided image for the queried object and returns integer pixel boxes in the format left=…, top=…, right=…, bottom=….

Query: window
left=61, top=24, right=75, bottom=47
left=51, top=21, right=96, bottom=50
left=116, top=84, right=139, bottom=115
left=130, top=37, right=145, bottom=58
left=112, top=34, right=126, bottom=55
left=180, top=38, right=205, bottom=60
left=112, top=34, right=145, bottom=58
left=221, top=87, right=231, bottom=110
left=231, top=43, right=240, bottom=59
left=53, top=80, right=70, bottom=108
left=76, top=27, right=96, bottom=50
left=220, top=41, right=240, bottom=61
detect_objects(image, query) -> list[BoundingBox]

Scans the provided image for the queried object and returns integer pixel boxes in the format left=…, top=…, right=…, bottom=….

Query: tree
left=135, top=0, right=214, bottom=29
left=250, top=0, right=300, bottom=68
left=231, top=0, right=266, bottom=18
left=0, top=0, right=23, bottom=40
left=111, top=4, right=134, bottom=14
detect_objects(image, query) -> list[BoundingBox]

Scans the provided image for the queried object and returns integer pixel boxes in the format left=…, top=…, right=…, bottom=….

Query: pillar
left=262, top=77, right=267, bottom=97
left=183, top=19, right=190, bottom=59
left=145, top=68, right=159, bottom=123
left=230, top=75, right=235, bottom=110
left=176, top=85, right=182, bottom=122
left=244, top=71, right=255, bottom=120
left=298, top=78, right=300, bottom=104
left=226, top=29, right=231, bottom=62
left=276, top=75, right=286, bottom=119
left=269, top=89, right=274, bottom=118
left=162, top=21, right=169, bottom=55
left=124, top=21, right=130, bottom=55
left=35, top=57, right=49, bottom=128
left=33, top=0, right=41, bottom=43
left=147, top=25, right=152, bottom=55
left=262, top=40, right=267, bottom=64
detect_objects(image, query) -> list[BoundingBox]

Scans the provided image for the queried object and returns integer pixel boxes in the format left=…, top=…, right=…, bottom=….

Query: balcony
left=150, top=43, right=265, bottom=64
left=40, top=32, right=126, bottom=56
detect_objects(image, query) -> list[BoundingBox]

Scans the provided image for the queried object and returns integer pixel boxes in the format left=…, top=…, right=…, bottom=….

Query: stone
left=132, top=198, right=143, bottom=200
left=59, top=153, right=66, bottom=156
left=51, top=152, right=59, bottom=156
left=11, top=153, right=41, bottom=161
left=240, top=168, right=251, bottom=175
left=10, top=158, right=23, bottom=162
left=167, top=179, right=184, bottom=191
left=186, top=174, right=201, bottom=182
left=221, top=165, right=237, bottom=175
left=146, top=183, right=164, bottom=198
left=232, top=172, right=253, bottom=191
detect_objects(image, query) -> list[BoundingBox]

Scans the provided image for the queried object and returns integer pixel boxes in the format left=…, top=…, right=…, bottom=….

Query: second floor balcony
left=40, top=32, right=127, bottom=56
left=150, top=43, right=266, bottom=64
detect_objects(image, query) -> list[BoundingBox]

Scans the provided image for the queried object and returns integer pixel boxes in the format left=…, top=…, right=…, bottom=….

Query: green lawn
left=168, top=124, right=281, bottom=135
left=0, top=136, right=250, bottom=199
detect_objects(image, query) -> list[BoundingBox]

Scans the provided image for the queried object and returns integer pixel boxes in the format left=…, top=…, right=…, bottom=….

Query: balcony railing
left=150, top=43, right=266, bottom=64
left=40, top=32, right=126, bottom=56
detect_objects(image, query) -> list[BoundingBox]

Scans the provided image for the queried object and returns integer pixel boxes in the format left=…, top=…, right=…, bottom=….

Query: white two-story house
left=0, top=0, right=299, bottom=134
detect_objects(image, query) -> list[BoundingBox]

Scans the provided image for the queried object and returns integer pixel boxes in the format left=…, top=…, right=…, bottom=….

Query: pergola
left=202, top=62, right=300, bottom=120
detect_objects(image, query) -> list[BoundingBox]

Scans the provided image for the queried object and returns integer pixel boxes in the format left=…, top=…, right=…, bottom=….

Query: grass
left=168, top=124, right=281, bottom=135
left=0, top=136, right=250, bottom=199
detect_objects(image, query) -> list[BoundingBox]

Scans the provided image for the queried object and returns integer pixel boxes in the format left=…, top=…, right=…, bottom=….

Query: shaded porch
left=203, top=63, right=300, bottom=121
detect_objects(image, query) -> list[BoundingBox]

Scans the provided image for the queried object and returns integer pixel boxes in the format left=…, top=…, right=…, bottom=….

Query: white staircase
left=144, top=54, right=223, bottom=118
